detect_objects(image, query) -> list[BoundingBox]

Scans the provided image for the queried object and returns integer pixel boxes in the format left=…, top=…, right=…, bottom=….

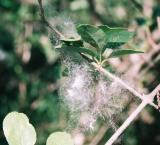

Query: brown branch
left=37, top=0, right=65, bottom=38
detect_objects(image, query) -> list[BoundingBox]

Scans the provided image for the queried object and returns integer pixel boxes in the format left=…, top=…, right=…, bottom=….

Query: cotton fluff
left=59, top=61, right=126, bottom=131
left=59, top=63, right=94, bottom=113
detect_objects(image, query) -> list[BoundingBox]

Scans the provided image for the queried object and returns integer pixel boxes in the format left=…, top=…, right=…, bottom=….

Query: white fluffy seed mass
left=59, top=62, right=125, bottom=131
left=60, top=63, right=93, bottom=112
left=50, top=16, right=80, bottom=39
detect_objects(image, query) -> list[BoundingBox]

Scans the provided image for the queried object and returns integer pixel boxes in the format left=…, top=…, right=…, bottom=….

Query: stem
left=37, top=0, right=65, bottom=39
left=105, top=84, right=160, bottom=145
left=92, top=62, right=160, bottom=145
left=105, top=99, right=148, bottom=145
left=92, top=62, right=158, bottom=109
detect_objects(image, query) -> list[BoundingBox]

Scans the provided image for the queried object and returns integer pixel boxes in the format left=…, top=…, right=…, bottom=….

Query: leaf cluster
left=56, top=24, right=143, bottom=65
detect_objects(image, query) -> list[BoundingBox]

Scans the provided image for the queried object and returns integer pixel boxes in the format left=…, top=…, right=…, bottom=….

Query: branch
left=92, top=62, right=158, bottom=109
left=37, top=0, right=65, bottom=38
left=92, top=62, right=160, bottom=145
left=105, top=99, right=148, bottom=145
left=105, top=84, right=160, bottom=145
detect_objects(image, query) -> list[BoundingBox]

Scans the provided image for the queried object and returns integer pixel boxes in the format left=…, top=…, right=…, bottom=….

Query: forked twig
left=92, top=62, right=160, bottom=145
left=105, top=99, right=148, bottom=145
left=92, top=62, right=158, bottom=109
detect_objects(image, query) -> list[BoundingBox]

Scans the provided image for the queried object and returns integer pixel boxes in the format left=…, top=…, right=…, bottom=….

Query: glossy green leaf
left=3, top=112, right=36, bottom=145
left=61, top=38, right=83, bottom=47
left=99, top=25, right=134, bottom=43
left=99, top=25, right=135, bottom=49
left=77, top=24, right=135, bottom=52
left=77, top=24, right=105, bottom=51
left=59, top=43, right=97, bottom=62
left=109, top=49, right=144, bottom=58
left=46, top=132, right=74, bottom=145
left=59, top=45, right=86, bottom=63
left=61, top=37, right=98, bottom=58
left=75, top=47, right=97, bottom=58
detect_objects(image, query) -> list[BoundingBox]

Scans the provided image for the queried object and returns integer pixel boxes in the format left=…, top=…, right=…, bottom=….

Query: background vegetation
left=0, top=0, right=160, bottom=145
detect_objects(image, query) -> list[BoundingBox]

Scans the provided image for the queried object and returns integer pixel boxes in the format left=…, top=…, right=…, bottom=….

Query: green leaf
left=46, top=132, right=74, bottom=145
left=3, top=112, right=36, bottom=145
left=77, top=24, right=135, bottom=52
left=58, top=46, right=86, bottom=63
left=60, top=37, right=97, bottom=58
left=77, top=24, right=105, bottom=51
left=99, top=25, right=134, bottom=42
left=104, top=42, right=126, bottom=49
left=61, top=38, right=83, bottom=47
left=109, top=49, right=144, bottom=58
left=75, top=47, right=97, bottom=58
left=58, top=43, right=97, bottom=62
left=99, top=25, right=135, bottom=49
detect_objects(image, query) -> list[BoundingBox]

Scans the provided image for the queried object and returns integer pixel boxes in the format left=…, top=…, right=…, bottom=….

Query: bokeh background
left=0, top=0, right=160, bottom=145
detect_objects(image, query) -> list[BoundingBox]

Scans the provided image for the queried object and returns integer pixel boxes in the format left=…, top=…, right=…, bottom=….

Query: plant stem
left=92, top=62, right=158, bottom=109
left=37, top=0, right=65, bottom=39
left=105, top=84, right=160, bottom=145
left=105, top=99, right=148, bottom=145
left=92, top=62, right=160, bottom=145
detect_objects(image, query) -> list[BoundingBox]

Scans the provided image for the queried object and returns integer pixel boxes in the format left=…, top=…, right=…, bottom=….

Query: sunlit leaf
left=99, top=25, right=134, bottom=43
left=99, top=25, right=135, bottom=50
left=109, top=49, right=144, bottom=58
left=61, top=38, right=83, bottom=47
left=74, top=47, right=97, bottom=58
left=77, top=24, right=105, bottom=51
left=3, top=112, right=36, bottom=145
left=46, top=132, right=74, bottom=145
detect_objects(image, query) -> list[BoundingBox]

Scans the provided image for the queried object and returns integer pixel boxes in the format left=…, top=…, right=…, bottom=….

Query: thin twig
left=145, top=84, right=160, bottom=99
left=92, top=62, right=160, bottom=145
left=105, top=84, right=160, bottom=145
left=105, top=99, right=148, bottom=145
left=37, top=0, right=65, bottom=38
left=92, top=62, right=158, bottom=109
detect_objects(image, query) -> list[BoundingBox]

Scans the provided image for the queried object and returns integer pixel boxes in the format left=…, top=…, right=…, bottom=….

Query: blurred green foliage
left=0, top=0, right=160, bottom=145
